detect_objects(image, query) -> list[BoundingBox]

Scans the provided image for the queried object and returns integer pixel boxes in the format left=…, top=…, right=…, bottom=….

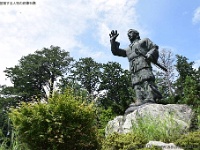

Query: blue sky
left=0, top=0, right=200, bottom=86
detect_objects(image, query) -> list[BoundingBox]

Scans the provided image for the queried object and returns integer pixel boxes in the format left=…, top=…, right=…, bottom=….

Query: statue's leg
left=144, top=81, right=162, bottom=103
left=134, top=84, right=144, bottom=105
left=125, top=84, right=144, bottom=114
left=143, top=81, right=155, bottom=103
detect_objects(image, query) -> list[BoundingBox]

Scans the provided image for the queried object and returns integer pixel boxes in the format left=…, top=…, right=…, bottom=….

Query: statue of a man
left=109, top=29, right=162, bottom=106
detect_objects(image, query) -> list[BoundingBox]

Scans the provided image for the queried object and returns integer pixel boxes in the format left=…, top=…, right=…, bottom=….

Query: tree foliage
left=70, top=57, right=101, bottom=95
left=4, top=45, right=73, bottom=100
left=183, top=75, right=200, bottom=107
left=174, top=55, right=195, bottom=98
left=173, top=55, right=198, bottom=104
left=4, top=53, right=47, bottom=100
left=35, top=46, right=74, bottom=97
left=98, top=62, right=134, bottom=115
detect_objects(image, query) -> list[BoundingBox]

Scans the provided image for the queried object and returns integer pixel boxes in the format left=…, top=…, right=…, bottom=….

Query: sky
left=0, top=0, right=200, bottom=86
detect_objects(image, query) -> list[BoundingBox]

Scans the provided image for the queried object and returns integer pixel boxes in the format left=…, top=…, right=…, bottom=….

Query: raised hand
left=109, top=30, right=119, bottom=42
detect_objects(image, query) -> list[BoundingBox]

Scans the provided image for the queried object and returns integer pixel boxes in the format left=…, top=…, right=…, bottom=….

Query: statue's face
left=128, top=30, right=137, bottom=42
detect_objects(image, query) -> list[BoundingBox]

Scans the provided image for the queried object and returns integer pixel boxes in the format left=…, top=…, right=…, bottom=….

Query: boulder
left=146, top=141, right=183, bottom=150
left=105, top=103, right=193, bottom=136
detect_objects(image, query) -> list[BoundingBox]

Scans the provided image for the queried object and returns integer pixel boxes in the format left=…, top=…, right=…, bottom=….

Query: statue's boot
left=129, top=99, right=144, bottom=107
left=125, top=100, right=144, bottom=114
left=144, top=99, right=155, bottom=104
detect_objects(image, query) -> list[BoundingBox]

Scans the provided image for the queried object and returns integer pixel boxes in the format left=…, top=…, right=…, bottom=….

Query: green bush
left=9, top=89, right=98, bottom=150
left=97, top=107, right=115, bottom=137
left=174, top=130, right=200, bottom=150
left=101, top=132, right=148, bottom=150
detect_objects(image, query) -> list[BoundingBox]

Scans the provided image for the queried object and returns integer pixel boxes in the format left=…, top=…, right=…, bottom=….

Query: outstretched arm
left=109, top=30, right=127, bottom=57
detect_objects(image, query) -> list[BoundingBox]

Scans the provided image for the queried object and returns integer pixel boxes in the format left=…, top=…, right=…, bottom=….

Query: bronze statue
left=109, top=29, right=163, bottom=107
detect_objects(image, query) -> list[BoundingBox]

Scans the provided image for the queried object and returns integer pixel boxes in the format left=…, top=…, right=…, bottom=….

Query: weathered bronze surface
left=109, top=29, right=162, bottom=108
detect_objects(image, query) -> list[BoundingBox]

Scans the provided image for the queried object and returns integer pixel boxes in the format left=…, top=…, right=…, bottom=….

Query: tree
left=154, top=49, right=175, bottom=102
left=35, top=46, right=74, bottom=98
left=174, top=55, right=196, bottom=103
left=98, top=62, right=134, bottom=115
left=4, top=53, right=48, bottom=100
left=4, top=45, right=73, bottom=100
left=58, top=77, right=89, bottom=102
left=183, top=76, right=200, bottom=107
left=172, top=55, right=200, bottom=106
left=175, top=55, right=195, bottom=81
left=69, top=57, right=102, bottom=97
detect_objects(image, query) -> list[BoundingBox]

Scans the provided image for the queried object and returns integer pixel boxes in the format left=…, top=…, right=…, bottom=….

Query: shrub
left=189, top=109, right=199, bottom=131
left=101, top=132, right=148, bottom=150
left=9, top=89, right=98, bottom=150
left=97, top=107, right=115, bottom=137
left=174, top=130, right=200, bottom=150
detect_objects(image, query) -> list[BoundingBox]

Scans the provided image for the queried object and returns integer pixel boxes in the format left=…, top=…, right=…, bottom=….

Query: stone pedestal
left=105, top=104, right=193, bottom=136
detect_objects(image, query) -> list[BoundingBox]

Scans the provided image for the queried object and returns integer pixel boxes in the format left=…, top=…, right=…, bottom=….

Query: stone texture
left=105, top=104, right=193, bottom=136
left=146, top=141, right=184, bottom=150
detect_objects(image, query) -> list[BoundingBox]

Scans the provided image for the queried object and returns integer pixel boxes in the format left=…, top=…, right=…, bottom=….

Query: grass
left=0, top=129, right=29, bottom=150
left=131, top=113, right=185, bottom=143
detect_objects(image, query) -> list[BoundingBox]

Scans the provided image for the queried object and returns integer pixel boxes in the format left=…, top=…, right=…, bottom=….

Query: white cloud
left=159, top=45, right=178, bottom=55
left=192, top=6, right=200, bottom=24
left=93, top=0, right=141, bottom=46
left=0, top=0, right=144, bottom=86
left=79, top=47, right=110, bottom=61
left=98, top=23, right=111, bottom=47
left=193, top=60, right=200, bottom=69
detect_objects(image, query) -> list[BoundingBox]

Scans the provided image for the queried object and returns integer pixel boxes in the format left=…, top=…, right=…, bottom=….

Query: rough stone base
left=105, top=104, right=193, bottom=136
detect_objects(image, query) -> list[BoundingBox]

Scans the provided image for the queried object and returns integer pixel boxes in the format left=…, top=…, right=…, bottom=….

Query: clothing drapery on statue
left=110, top=30, right=162, bottom=105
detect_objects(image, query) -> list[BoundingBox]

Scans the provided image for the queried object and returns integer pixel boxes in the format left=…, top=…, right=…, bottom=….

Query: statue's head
left=127, top=29, right=140, bottom=42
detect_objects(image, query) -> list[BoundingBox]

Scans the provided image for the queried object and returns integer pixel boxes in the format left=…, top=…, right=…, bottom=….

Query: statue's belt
left=128, top=55, right=143, bottom=62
